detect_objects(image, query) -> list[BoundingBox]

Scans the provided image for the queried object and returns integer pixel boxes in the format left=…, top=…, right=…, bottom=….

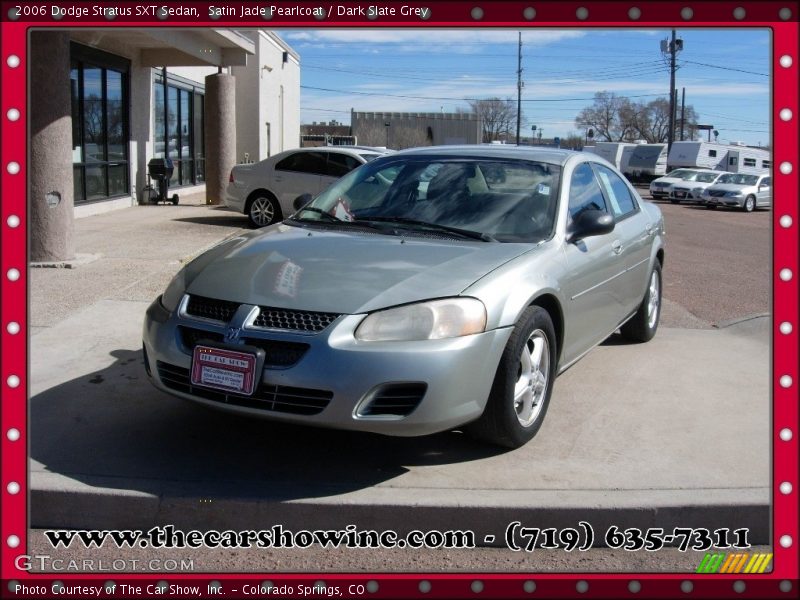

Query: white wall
left=233, top=31, right=300, bottom=163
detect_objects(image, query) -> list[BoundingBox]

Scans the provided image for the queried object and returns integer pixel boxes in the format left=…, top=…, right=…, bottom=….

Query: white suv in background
left=226, top=147, right=386, bottom=227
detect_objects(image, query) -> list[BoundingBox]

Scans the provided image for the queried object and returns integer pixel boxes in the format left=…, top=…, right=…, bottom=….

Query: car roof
left=388, top=144, right=591, bottom=167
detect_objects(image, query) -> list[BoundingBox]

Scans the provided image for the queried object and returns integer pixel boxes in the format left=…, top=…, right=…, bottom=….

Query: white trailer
left=584, top=142, right=637, bottom=171
left=624, top=143, right=668, bottom=181
left=667, top=141, right=770, bottom=175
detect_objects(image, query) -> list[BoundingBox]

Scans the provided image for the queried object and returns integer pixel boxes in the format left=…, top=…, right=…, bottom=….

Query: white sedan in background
left=701, top=173, right=772, bottom=212
left=648, top=168, right=715, bottom=200
left=668, top=170, right=726, bottom=204
left=226, top=147, right=387, bottom=227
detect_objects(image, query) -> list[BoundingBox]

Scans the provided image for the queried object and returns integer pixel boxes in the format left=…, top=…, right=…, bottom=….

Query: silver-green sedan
left=144, top=146, right=665, bottom=448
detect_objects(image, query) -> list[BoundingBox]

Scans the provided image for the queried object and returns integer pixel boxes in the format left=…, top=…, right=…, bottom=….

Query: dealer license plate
left=191, top=345, right=257, bottom=396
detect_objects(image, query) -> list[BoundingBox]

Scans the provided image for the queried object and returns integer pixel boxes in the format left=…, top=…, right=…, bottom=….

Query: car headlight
left=726, top=191, right=743, bottom=197
left=160, top=268, right=187, bottom=313
left=355, top=298, right=487, bottom=342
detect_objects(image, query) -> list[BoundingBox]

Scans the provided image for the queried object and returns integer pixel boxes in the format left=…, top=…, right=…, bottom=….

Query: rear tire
left=467, top=306, right=557, bottom=449
left=246, top=192, right=281, bottom=228
left=621, top=262, right=662, bottom=342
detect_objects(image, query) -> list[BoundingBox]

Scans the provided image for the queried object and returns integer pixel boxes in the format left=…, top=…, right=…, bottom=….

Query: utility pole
left=516, top=32, right=523, bottom=146
left=667, top=29, right=677, bottom=152
left=680, top=87, right=686, bottom=141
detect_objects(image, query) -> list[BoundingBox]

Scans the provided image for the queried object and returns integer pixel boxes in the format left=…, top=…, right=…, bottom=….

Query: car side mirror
left=293, top=193, right=313, bottom=211
left=567, top=209, right=615, bottom=243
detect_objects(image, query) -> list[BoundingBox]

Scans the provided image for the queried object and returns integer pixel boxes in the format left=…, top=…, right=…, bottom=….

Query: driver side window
left=568, top=162, right=608, bottom=222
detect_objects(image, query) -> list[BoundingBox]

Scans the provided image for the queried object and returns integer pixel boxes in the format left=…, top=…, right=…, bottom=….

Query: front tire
left=743, top=195, right=756, bottom=213
left=467, top=306, right=557, bottom=449
left=247, top=192, right=281, bottom=228
left=621, top=262, right=662, bottom=342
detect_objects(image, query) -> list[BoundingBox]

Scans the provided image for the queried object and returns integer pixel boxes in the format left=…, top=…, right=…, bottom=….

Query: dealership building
left=29, top=29, right=300, bottom=262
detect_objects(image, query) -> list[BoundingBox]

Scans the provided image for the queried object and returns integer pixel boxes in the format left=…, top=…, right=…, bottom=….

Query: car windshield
left=666, top=169, right=696, bottom=179
left=290, top=157, right=562, bottom=243
left=716, top=173, right=759, bottom=185
left=694, top=172, right=721, bottom=183
left=358, top=153, right=381, bottom=162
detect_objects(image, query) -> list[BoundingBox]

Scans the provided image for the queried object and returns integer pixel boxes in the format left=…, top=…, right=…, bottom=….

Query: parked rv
left=584, top=142, right=637, bottom=172
left=667, top=141, right=770, bottom=176
left=624, top=144, right=668, bottom=182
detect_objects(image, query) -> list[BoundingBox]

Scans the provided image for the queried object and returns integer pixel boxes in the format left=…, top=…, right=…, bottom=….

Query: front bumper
left=143, top=297, right=513, bottom=436
left=703, top=195, right=744, bottom=207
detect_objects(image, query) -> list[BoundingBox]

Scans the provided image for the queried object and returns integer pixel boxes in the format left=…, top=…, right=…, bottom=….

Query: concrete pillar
left=29, top=31, right=74, bottom=262
left=204, top=73, right=236, bottom=205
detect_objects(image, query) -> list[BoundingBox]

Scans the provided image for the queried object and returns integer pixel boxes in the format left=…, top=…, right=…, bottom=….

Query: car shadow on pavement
left=30, top=348, right=507, bottom=503
left=172, top=215, right=251, bottom=228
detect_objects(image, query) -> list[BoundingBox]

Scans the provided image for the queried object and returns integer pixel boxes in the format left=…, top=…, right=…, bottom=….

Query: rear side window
left=275, top=151, right=327, bottom=175
left=592, top=163, right=638, bottom=219
left=568, top=162, right=608, bottom=221
left=326, top=153, right=362, bottom=177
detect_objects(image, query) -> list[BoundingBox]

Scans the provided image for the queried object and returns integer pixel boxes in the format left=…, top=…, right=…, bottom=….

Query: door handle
left=611, top=240, right=623, bottom=255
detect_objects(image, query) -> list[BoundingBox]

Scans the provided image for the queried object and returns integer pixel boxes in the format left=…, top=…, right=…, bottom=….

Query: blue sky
left=279, top=28, right=770, bottom=147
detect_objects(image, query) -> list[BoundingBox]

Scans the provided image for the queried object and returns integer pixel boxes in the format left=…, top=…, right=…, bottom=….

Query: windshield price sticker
left=191, top=346, right=257, bottom=396
left=504, top=523, right=750, bottom=552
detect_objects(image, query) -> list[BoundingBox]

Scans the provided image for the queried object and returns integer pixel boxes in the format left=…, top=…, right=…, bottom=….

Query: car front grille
left=185, top=295, right=240, bottom=322
left=178, top=327, right=310, bottom=368
left=156, top=361, right=331, bottom=415
left=252, top=307, right=340, bottom=332
left=359, top=383, right=427, bottom=417
left=708, top=190, right=727, bottom=197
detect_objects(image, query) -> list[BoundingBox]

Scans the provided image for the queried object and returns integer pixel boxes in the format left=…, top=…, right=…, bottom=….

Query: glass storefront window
left=71, top=44, right=129, bottom=205
left=153, top=75, right=204, bottom=189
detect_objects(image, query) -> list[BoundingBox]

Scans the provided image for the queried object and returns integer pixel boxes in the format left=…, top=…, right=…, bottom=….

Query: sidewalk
left=29, top=199, right=771, bottom=545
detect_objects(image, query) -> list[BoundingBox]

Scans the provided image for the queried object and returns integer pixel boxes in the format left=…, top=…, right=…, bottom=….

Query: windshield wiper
left=357, top=217, right=496, bottom=242
left=291, top=206, right=342, bottom=222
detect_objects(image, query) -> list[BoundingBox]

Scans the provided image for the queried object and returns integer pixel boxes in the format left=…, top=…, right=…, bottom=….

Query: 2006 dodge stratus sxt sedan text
left=143, top=146, right=665, bottom=448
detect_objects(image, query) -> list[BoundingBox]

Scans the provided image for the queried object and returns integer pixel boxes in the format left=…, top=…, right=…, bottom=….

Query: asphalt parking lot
left=26, top=191, right=771, bottom=571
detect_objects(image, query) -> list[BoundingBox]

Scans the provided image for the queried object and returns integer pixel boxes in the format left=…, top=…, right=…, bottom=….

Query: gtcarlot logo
left=15, top=555, right=195, bottom=572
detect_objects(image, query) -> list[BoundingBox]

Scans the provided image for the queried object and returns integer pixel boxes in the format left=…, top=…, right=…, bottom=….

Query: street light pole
left=667, top=29, right=677, bottom=153
left=516, top=32, right=523, bottom=146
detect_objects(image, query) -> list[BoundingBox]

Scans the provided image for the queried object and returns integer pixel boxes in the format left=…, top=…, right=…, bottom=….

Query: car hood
left=185, top=224, right=535, bottom=314
left=703, top=184, right=754, bottom=193
left=651, top=177, right=683, bottom=186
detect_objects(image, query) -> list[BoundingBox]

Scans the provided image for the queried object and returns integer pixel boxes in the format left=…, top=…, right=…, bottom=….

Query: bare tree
left=575, top=91, right=634, bottom=142
left=468, top=98, right=519, bottom=143
left=576, top=92, right=701, bottom=143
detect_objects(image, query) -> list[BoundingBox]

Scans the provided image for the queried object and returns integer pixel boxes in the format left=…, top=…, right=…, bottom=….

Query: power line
left=678, top=59, right=768, bottom=77
left=301, top=85, right=665, bottom=103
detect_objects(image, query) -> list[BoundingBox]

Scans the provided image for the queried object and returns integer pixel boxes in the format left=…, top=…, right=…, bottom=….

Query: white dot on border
left=366, top=581, right=379, bottom=593
left=780, top=268, right=793, bottom=282
left=7, top=482, right=20, bottom=495
left=523, top=7, right=536, bottom=20
left=7, top=268, right=20, bottom=282
left=780, top=55, right=793, bottom=68
left=780, top=428, right=793, bottom=441
left=628, top=7, right=641, bottom=19
left=779, top=322, right=793, bottom=335
left=681, top=581, right=694, bottom=594
left=523, top=581, right=536, bottom=593
left=780, top=108, right=793, bottom=121
left=7, top=428, right=21, bottom=441
left=780, top=215, right=793, bottom=228
left=780, top=375, right=793, bottom=388
left=7, top=375, right=20, bottom=388
left=576, top=581, right=589, bottom=593
left=6, top=108, right=20, bottom=121
left=7, top=55, right=21, bottom=68
left=7, top=535, right=20, bottom=548
left=471, top=580, right=484, bottom=593
left=780, top=482, right=793, bottom=494
left=779, top=535, right=792, bottom=548
left=780, top=162, right=793, bottom=174
left=419, top=581, right=431, bottom=594
left=681, top=7, right=693, bottom=19
left=6, top=162, right=20, bottom=175
left=470, top=7, right=484, bottom=19
left=629, top=581, right=642, bottom=593
left=7, top=214, right=20, bottom=228
left=780, top=580, right=793, bottom=593
left=576, top=7, right=589, bottom=19
left=733, top=581, right=746, bottom=594
left=7, top=322, right=21, bottom=335
left=733, top=7, right=746, bottom=19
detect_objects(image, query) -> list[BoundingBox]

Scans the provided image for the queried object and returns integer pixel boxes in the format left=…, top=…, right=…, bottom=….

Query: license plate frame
left=191, top=345, right=258, bottom=396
